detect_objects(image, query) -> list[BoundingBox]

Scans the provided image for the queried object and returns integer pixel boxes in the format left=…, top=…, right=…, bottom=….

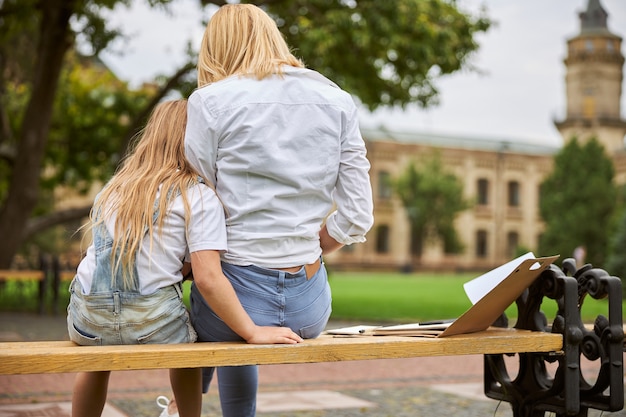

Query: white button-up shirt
left=185, top=66, right=374, bottom=268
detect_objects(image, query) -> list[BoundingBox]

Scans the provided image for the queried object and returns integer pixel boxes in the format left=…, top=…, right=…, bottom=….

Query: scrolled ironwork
left=484, top=258, right=623, bottom=417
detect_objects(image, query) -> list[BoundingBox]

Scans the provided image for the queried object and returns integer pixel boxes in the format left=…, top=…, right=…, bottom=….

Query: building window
left=476, top=230, right=488, bottom=258
left=477, top=178, right=489, bottom=205
left=508, top=181, right=520, bottom=207
left=607, top=40, right=614, bottom=52
left=507, top=231, right=519, bottom=258
left=376, top=225, right=390, bottom=254
left=585, top=39, right=594, bottom=51
left=583, top=95, right=596, bottom=118
left=378, top=171, right=393, bottom=200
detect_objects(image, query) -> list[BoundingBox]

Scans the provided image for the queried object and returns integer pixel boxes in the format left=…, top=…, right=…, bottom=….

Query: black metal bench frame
left=485, top=258, right=624, bottom=417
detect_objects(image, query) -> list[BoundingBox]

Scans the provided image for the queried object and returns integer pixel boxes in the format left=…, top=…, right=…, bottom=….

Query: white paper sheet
left=325, top=325, right=379, bottom=335
left=463, top=252, right=538, bottom=305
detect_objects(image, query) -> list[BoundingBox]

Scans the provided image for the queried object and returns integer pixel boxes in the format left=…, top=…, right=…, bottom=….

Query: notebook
left=326, top=254, right=559, bottom=338
left=438, top=254, right=558, bottom=337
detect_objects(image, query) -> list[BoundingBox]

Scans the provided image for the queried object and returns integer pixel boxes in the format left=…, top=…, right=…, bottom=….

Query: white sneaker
left=156, top=396, right=179, bottom=417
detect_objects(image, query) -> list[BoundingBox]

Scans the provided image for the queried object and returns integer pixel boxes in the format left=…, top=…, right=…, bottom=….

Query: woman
left=184, top=4, right=374, bottom=417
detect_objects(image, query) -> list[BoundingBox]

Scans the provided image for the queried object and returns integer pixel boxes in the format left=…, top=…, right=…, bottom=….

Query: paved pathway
left=0, top=313, right=624, bottom=417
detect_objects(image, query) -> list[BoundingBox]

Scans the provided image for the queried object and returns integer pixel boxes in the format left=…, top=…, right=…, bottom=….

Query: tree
left=0, top=0, right=491, bottom=267
left=538, top=138, right=617, bottom=267
left=392, top=152, right=470, bottom=258
left=0, top=0, right=195, bottom=267
left=256, top=0, right=491, bottom=109
left=605, top=209, right=626, bottom=295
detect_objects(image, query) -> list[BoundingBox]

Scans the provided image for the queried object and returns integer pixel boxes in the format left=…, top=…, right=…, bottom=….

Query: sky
left=99, top=0, right=626, bottom=147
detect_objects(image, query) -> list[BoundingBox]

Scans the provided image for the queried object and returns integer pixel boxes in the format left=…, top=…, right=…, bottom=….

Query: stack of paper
left=325, top=253, right=559, bottom=338
left=326, top=320, right=454, bottom=337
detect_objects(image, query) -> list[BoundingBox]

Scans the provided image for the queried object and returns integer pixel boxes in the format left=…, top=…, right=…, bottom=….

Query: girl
left=67, top=99, right=302, bottom=417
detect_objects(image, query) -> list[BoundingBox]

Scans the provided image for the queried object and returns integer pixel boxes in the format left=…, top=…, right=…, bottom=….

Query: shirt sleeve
left=325, top=104, right=374, bottom=245
left=185, top=91, right=218, bottom=186
left=187, top=184, right=228, bottom=253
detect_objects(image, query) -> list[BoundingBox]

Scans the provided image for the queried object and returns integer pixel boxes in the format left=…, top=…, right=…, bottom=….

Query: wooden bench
left=0, top=269, right=48, bottom=314
left=0, top=270, right=46, bottom=282
left=0, top=263, right=75, bottom=315
left=0, top=260, right=623, bottom=417
left=0, top=328, right=562, bottom=374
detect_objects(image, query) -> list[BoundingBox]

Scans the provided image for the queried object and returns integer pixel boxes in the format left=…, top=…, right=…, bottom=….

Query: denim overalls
left=67, top=194, right=196, bottom=346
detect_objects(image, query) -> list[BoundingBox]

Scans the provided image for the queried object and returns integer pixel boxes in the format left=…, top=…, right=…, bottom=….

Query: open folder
left=326, top=254, right=559, bottom=338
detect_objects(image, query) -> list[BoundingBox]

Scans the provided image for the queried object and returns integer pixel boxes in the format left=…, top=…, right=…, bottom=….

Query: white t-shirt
left=75, top=183, right=227, bottom=295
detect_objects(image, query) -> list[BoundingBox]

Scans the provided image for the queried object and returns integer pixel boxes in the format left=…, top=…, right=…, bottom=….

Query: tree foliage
left=392, top=152, right=470, bottom=257
left=605, top=209, right=626, bottom=295
left=538, top=138, right=617, bottom=266
left=0, top=0, right=192, bottom=267
left=44, top=52, right=155, bottom=192
left=259, top=0, right=491, bottom=110
left=0, top=0, right=491, bottom=267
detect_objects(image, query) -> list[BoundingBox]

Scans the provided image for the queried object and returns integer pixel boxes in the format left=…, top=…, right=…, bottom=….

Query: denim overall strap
left=89, top=194, right=164, bottom=295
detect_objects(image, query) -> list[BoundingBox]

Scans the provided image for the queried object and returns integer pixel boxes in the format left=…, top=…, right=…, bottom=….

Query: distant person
left=573, top=245, right=586, bottom=267
left=182, top=4, right=374, bottom=417
left=66, top=99, right=302, bottom=417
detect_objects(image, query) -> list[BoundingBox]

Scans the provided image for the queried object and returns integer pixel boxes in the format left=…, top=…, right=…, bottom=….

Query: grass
left=0, top=271, right=621, bottom=325
left=327, top=271, right=622, bottom=324
left=0, top=280, right=60, bottom=314
left=328, top=272, right=475, bottom=322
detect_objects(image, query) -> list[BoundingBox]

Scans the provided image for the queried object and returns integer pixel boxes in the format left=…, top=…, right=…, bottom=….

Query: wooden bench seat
left=0, top=268, right=74, bottom=315
left=0, top=261, right=622, bottom=417
left=0, top=269, right=49, bottom=314
left=0, top=270, right=45, bottom=281
left=0, top=328, right=563, bottom=375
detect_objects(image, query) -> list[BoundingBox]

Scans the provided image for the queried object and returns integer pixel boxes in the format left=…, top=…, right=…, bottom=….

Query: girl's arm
left=191, top=250, right=303, bottom=344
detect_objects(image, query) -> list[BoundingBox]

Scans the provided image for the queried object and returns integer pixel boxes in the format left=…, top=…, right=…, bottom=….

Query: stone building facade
left=325, top=0, right=626, bottom=272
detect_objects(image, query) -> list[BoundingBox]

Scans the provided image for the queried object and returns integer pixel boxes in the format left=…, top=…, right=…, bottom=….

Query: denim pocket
left=67, top=319, right=102, bottom=346
left=137, top=314, right=197, bottom=344
left=299, top=303, right=332, bottom=339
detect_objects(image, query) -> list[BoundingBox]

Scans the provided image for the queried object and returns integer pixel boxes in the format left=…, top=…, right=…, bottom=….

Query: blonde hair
left=90, top=99, right=208, bottom=289
left=197, top=4, right=304, bottom=87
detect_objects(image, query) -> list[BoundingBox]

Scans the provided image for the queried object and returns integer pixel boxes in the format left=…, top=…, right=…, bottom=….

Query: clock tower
left=554, top=0, right=626, bottom=152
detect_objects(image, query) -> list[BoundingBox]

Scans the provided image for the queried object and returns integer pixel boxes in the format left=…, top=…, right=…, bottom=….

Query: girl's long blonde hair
left=197, top=3, right=304, bottom=87
left=90, top=99, right=206, bottom=289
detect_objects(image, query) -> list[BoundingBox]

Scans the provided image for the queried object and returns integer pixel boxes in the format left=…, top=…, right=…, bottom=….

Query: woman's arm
left=325, top=106, right=374, bottom=247
left=319, top=225, right=344, bottom=255
left=191, top=250, right=303, bottom=344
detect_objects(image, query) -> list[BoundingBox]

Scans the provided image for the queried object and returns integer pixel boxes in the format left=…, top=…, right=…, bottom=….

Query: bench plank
left=0, top=270, right=45, bottom=281
left=0, top=328, right=562, bottom=375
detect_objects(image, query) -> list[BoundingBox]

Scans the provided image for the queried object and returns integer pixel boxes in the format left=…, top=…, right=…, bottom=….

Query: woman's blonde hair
left=197, top=4, right=304, bottom=87
left=90, top=99, right=208, bottom=289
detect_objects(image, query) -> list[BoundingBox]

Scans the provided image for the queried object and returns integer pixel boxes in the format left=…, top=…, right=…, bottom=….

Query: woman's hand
left=245, top=326, right=304, bottom=345
left=320, top=225, right=344, bottom=254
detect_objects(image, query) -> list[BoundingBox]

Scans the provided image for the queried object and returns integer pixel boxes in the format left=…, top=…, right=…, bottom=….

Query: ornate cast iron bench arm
left=485, top=258, right=624, bottom=417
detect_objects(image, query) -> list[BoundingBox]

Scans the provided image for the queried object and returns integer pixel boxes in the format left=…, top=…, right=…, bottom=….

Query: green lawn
left=0, top=271, right=621, bottom=325
left=328, top=272, right=475, bottom=322
left=326, top=271, right=621, bottom=324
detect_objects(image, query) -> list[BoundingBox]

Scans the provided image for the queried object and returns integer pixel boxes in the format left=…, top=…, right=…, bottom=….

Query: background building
left=325, top=0, right=626, bottom=272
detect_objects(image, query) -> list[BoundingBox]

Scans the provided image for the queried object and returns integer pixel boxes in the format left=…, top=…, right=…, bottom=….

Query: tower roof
left=579, top=0, right=610, bottom=35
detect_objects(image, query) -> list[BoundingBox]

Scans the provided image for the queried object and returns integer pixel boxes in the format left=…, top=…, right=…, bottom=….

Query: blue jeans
left=190, top=258, right=332, bottom=417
